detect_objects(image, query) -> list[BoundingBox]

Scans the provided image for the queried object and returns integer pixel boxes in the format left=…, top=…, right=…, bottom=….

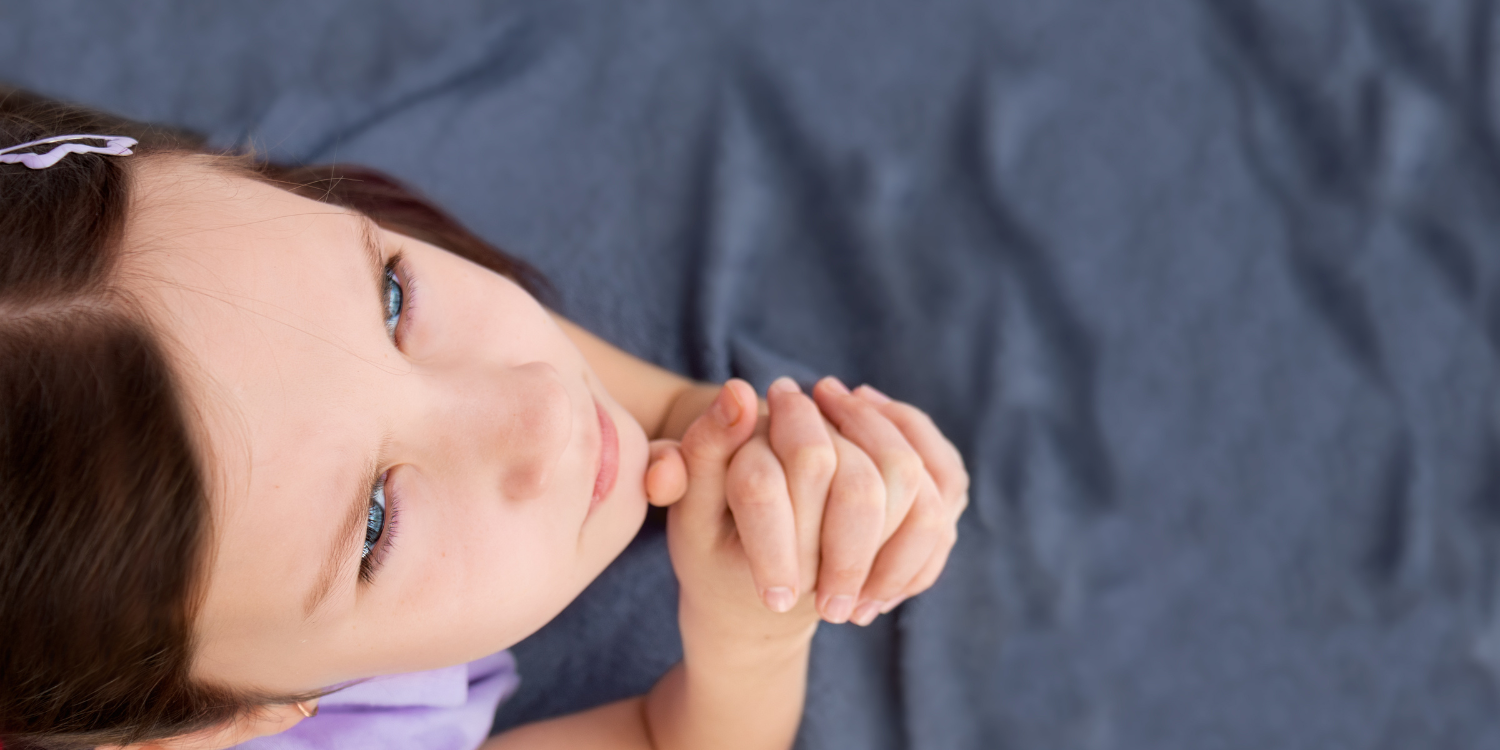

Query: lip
left=589, top=397, right=619, bottom=516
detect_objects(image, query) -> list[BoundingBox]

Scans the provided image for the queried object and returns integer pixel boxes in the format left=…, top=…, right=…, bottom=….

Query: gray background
left=5, top=1, right=1500, bottom=747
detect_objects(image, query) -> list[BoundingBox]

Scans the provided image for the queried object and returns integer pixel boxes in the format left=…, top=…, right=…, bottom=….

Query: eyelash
left=359, top=471, right=401, bottom=583
left=382, top=255, right=418, bottom=346
left=360, top=254, right=416, bottom=584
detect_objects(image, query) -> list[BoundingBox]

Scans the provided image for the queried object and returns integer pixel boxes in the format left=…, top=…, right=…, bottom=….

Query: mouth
left=589, top=397, right=619, bottom=516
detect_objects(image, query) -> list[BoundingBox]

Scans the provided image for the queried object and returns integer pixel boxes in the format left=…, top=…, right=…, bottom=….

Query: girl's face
left=123, top=158, right=650, bottom=694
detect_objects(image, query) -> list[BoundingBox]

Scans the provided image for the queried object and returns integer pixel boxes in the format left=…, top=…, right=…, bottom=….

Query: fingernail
left=855, top=384, right=892, bottom=404
left=763, top=586, right=796, bottom=613
left=852, top=600, right=884, bottom=626
left=879, top=596, right=907, bottom=614
left=768, top=376, right=801, bottom=395
left=819, top=376, right=850, bottom=396
left=824, top=594, right=856, bottom=623
left=712, top=385, right=742, bottom=426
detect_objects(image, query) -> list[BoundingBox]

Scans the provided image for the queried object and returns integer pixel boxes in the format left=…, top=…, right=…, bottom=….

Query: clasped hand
left=645, top=377, right=969, bottom=629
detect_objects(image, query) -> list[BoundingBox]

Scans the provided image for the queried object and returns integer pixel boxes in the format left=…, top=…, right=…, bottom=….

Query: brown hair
left=0, top=87, right=547, bottom=749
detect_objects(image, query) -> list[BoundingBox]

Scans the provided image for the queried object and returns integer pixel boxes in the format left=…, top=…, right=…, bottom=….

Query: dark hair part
left=0, top=87, right=546, bottom=749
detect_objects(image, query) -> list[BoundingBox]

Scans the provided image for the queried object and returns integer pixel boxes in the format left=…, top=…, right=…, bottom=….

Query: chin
left=615, top=414, right=652, bottom=520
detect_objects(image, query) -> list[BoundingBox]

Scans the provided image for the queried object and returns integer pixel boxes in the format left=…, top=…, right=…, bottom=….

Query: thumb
left=675, top=379, right=759, bottom=527
left=646, top=440, right=687, bottom=507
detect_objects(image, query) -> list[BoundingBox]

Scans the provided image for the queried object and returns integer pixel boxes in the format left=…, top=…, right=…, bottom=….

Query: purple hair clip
left=0, top=134, right=139, bottom=170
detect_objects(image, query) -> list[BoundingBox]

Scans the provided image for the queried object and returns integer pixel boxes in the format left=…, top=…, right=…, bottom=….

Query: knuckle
left=950, top=460, right=972, bottom=492
left=679, top=432, right=726, bottom=465
left=823, top=562, right=871, bottom=588
left=956, top=474, right=972, bottom=497
left=949, top=491, right=971, bottom=518
left=937, top=466, right=971, bottom=502
left=741, top=458, right=781, bottom=489
left=728, top=438, right=776, bottom=472
left=882, top=451, right=925, bottom=496
left=911, top=499, right=949, bottom=534
left=729, top=465, right=783, bottom=502
left=936, top=526, right=959, bottom=552
left=835, top=471, right=887, bottom=508
left=789, top=443, right=837, bottom=482
left=678, top=436, right=710, bottom=463
left=862, top=578, right=902, bottom=600
left=902, top=455, right=927, bottom=492
left=915, top=558, right=948, bottom=588
left=840, top=395, right=880, bottom=424
left=728, top=485, right=780, bottom=512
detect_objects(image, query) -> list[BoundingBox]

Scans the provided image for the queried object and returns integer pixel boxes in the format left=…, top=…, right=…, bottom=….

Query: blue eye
left=362, top=473, right=387, bottom=561
left=382, top=264, right=404, bottom=336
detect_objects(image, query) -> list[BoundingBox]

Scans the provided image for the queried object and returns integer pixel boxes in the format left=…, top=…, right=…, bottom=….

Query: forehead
left=124, top=157, right=386, bottom=452
left=122, top=158, right=390, bottom=649
left=127, top=158, right=370, bottom=294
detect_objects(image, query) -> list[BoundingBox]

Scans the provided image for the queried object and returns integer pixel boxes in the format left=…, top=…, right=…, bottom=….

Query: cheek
left=426, top=493, right=581, bottom=593
left=376, top=499, right=582, bottom=652
left=405, top=288, right=537, bottom=364
left=412, top=252, right=555, bottom=362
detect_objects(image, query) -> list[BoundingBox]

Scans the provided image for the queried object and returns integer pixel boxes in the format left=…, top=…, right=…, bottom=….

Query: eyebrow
left=302, top=459, right=377, bottom=618
left=355, top=213, right=386, bottom=299
left=301, top=214, right=389, bottom=620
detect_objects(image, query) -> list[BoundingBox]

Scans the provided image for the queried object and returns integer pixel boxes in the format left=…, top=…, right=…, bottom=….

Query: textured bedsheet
left=5, top=0, right=1500, bottom=747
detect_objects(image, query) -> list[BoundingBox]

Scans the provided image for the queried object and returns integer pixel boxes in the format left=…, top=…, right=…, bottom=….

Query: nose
left=442, top=360, right=574, bottom=500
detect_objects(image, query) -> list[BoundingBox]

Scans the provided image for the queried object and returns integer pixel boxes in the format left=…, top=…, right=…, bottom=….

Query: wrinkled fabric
left=234, top=652, right=518, bottom=750
left=5, top=0, right=1500, bottom=747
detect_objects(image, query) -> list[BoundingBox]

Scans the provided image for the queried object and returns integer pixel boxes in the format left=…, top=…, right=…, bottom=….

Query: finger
left=853, top=384, right=969, bottom=506
left=676, top=379, right=760, bottom=530
left=815, top=431, right=886, bottom=623
left=813, top=377, right=923, bottom=539
left=851, top=386, right=970, bottom=578
left=765, top=377, right=836, bottom=562
left=849, top=473, right=946, bottom=625
left=725, top=438, right=801, bottom=612
left=646, top=440, right=687, bottom=507
left=891, top=526, right=957, bottom=609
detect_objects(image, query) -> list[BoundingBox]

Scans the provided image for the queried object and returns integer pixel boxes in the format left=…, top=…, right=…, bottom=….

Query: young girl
left=0, top=91, right=967, bottom=749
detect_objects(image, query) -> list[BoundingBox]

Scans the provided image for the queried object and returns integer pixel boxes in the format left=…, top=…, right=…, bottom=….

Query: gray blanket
left=5, top=0, right=1500, bottom=747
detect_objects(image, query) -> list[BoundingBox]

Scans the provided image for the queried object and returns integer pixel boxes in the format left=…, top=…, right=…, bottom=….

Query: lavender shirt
left=234, top=651, right=519, bottom=750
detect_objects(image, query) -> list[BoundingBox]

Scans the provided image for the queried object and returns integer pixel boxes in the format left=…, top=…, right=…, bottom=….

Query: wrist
left=676, top=625, right=815, bottom=709
left=677, top=593, right=819, bottom=666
